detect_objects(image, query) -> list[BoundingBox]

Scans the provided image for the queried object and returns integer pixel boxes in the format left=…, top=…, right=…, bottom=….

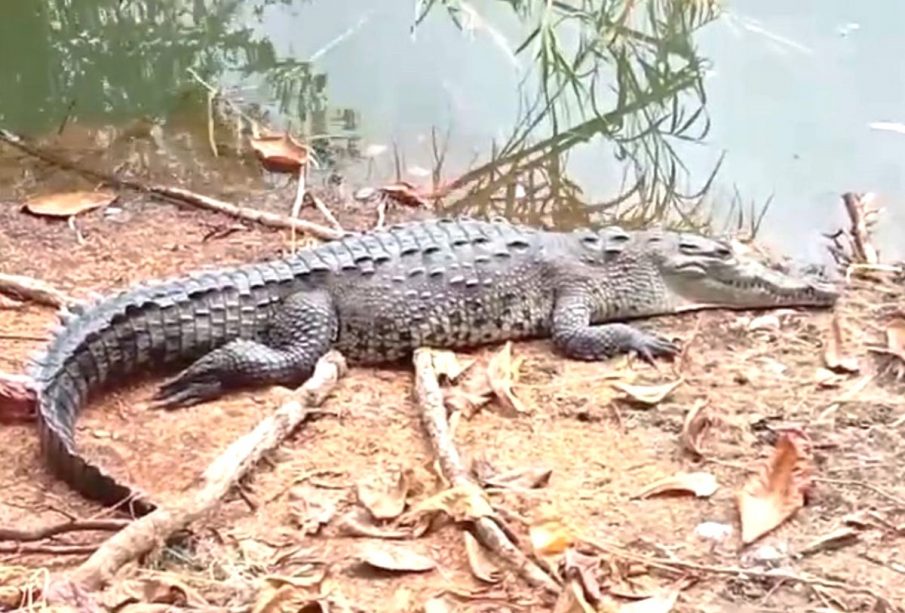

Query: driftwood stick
left=64, top=351, right=346, bottom=591
left=0, top=272, right=77, bottom=308
left=0, top=129, right=344, bottom=242
left=412, top=348, right=560, bottom=595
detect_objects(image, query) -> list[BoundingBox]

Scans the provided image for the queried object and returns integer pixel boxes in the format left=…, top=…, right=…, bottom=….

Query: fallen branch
left=0, top=543, right=99, bottom=556
left=841, top=192, right=879, bottom=265
left=0, top=519, right=129, bottom=542
left=0, top=129, right=344, bottom=242
left=0, top=372, right=37, bottom=424
left=60, top=351, right=346, bottom=591
left=412, top=348, right=560, bottom=595
left=0, top=272, right=76, bottom=308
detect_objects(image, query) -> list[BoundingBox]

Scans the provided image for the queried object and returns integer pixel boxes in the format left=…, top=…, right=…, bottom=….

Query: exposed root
left=0, top=272, right=76, bottom=309
left=0, top=519, right=129, bottom=542
left=59, top=351, right=346, bottom=592
left=412, top=348, right=561, bottom=596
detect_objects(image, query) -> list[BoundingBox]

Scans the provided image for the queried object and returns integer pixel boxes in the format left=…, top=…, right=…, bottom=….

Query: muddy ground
left=1, top=159, right=904, bottom=612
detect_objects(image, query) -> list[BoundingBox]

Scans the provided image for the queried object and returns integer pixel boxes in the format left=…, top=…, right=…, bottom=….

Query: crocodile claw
left=628, top=330, right=680, bottom=365
left=150, top=371, right=225, bottom=410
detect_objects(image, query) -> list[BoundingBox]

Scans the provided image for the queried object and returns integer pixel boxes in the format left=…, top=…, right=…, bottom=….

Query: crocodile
left=29, top=217, right=839, bottom=514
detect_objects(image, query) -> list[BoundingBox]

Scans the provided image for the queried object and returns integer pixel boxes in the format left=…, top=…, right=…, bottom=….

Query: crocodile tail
left=29, top=260, right=299, bottom=514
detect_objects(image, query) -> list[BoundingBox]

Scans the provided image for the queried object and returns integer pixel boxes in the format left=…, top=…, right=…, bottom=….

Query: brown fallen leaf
left=288, top=485, right=337, bottom=535
left=356, top=468, right=410, bottom=520
left=885, top=320, right=905, bottom=362
left=530, top=517, right=575, bottom=556
left=431, top=350, right=475, bottom=382
left=680, top=400, right=710, bottom=457
left=379, top=181, right=429, bottom=208
left=23, top=190, right=117, bottom=217
left=252, top=578, right=325, bottom=613
left=562, top=548, right=603, bottom=603
left=799, top=526, right=860, bottom=556
left=823, top=314, right=859, bottom=373
left=553, top=580, right=598, bottom=613
left=634, top=471, right=718, bottom=499
left=736, top=431, right=814, bottom=545
left=335, top=508, right=424, bottom=540
left=463, top=530, right=503, bottom=583
left=478, top=465, right=553, bottom=490
left=486, top=341, right=529, bottom=414
left=618, top=589, right=680, bottom=613
left=403, top=482, right=495, bottom=524
left=357, top=543, right=436, bottom=573
left=613, top=380, right=682, bottom=407
left=250, top=133, right=310, bottom=173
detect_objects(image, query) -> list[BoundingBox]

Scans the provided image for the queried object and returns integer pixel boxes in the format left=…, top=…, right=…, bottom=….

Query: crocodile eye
left=714, top=245, right=732, bottom=259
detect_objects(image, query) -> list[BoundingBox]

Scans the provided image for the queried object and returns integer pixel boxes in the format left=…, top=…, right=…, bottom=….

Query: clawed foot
left=627, top=330, right=680, bottom=365
left=150, top=360, right=228, bottom=410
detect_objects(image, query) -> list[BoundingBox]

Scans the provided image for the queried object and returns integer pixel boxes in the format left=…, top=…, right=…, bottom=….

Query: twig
left=0, top=272, right=77, bottom=308
left=0, top=519, right=129, bottom=542
left=289, top=165, right=308, bottom=252
left=309, top=193, right=343, bottom=233
left=412, top=348, right=560, bottom=595
left=0, top=544, right=99, bottom=556
left=0, top=333, right=48, bottom=341
left=63, top=351, right=347, bottom=590
left=584, top=539, right=898, bottom=610
left=0, top=129, right=344, bottom=241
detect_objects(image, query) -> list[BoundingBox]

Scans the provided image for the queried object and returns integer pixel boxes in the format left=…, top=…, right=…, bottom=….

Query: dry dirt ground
left=1, top=194, right=904, bottom=612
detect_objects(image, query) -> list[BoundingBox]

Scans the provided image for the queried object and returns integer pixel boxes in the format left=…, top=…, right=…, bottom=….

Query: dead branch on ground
left=0, top=272, right=77, bottom=308
left=50, top=351, right=346, bottom=593
left=412, top=348, right=561, bottom=595
left=0, top=129, right=344, bottom=241
left=0, top=519, right=129, bottom=542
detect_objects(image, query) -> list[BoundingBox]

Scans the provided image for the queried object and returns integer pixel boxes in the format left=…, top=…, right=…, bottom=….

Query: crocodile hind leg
left=152, top=290, right=338, bottom=409
left=551, top=292, right=679, bottom=363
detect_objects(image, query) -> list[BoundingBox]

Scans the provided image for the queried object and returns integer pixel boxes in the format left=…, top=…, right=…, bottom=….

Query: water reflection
left=0, top=0, right=733, bottom=236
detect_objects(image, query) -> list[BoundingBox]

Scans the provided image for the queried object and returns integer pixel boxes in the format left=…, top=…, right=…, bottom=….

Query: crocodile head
left=654, top=232, right=840, bottom=312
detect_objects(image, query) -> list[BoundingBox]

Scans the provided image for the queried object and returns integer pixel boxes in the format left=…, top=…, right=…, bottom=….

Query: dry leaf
left=736, top=431, right=814, bottom=544
left=23, top=190, right=117, bottom=217
left=680, top=400, right=710, bottom=457
left=530, top=518, right=575, bottom=556
left=799, top=526, right=859, bottom=556
left=823, top=314, right=859, bottom=373
left=423, top=596, right=455, bottom=613
left=431, top=350, right=474, bottom=382
left=444, top=387, right=493, bottom=417
left=747, top=314, right=780, bottom=332
left=618, top=589, right=679, bottom=613
left=252, top=579, right=325, bottom=613
left=884, top=320, right=905, bottom=362
left=634, top=471, right=718, bottom=499
left=480, top=465, right=553, bottom=490
left=379, top=182, right=429, bottom=207
left=288, top=486, right=337, bottom=535
left=250, top=133, right=309, bottom=173
left=613, top=380, right=682, bottom=406
left=356, top=468, right=410, bottom=520
left=563, top=548, right=603, bottom=603
left=814, top=367, right=844, bottom=388
left=357, top=543, right=436, bottom=573
left=486, top=341, right=529, bottom=414
left=130, top=575, right=209, bottom=608
left=553, top=580, right=597, bottom=613
left=335, top=508, right=424, bottom=539
left=463, top=531, right=502, bottom=583
left=404, top=482, right=495, bottom=524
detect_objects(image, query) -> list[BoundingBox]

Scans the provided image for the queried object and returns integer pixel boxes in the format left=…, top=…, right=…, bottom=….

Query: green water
left=1, top=0, right=902, bottom=260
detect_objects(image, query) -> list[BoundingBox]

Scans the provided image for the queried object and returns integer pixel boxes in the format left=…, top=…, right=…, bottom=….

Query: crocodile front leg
left=152, top=290, right=338, bottom=409
left=551, top=292, right=679, bottom=363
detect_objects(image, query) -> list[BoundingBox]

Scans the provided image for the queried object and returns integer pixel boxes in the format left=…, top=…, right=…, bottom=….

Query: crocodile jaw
left=664, top=258, right=840, bottom=312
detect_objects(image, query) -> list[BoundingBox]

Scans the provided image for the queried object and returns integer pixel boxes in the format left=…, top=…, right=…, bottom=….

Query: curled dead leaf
left=357, top=543, right=436, bottom=573
left=562, top=548, right=603, bottom=603
left=634, top=471, right=718, bottom=499
left=799, top=526, right=859, bottom=556
left=431, top=350, right=475, bottom=382
left=823, top=314, right=859, bottom=373
left=478, top=464, right=553, bottom=490
left=530, top=518, right=575, bottom=556
left=613, top=380, right=682, bottom=407
left=404, top=482, right=495, bottom=524
left=885, top=321, right=905, bottom=362
left=680, top=400, right=710, bottom=457
left=486, top=341, right=529, bottom=414
left=736, top=431, right=814, bottom=545
left=618, top=589, right=680, bottom=613
left=463, top=530, right=503, bottom=583
left=356, top=468, right=410, bottom=520
left=288, top=486, right=337, bottom=535
left=553, top=580, right=598, bottom=613
left=23, top=190, right=117, bottom=217
left=250, top=133, right=310, bottom=173
left=335, top=508, right=426, bottom=540
left=379, top=182, right=429, bottom=208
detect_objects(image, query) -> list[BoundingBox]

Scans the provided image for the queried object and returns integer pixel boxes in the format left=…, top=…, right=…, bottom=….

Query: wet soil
left=1, top=160, right=904, bottom=612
